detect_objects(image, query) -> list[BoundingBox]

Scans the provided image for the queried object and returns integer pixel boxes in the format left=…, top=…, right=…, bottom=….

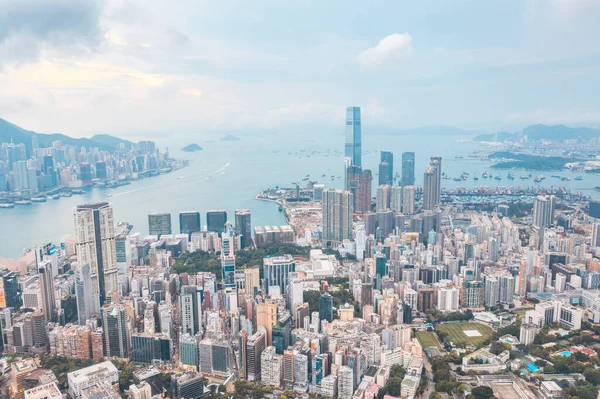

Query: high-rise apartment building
left=74, top=203, right=117, bottom=313
left=423, top=156, right=442, bottom=210
left=148, top=212, right=172, bottom=237
left=533, top=195, right=555, bottom=227
left=346, top=165, right=372, bottom=213
left=376, top=185, right=391, bottom=212
left=261, top=346, right=283, bottom=387
left=322, top=189, right=354, bottom=242
left=179, top=211, right=201, bottom=237
left=402, top=185, right=416, bottom=214
left=235, top=209, right=252, bottom=248
left=378, top=151, right=393, bottom=186
left=37, top=260, right=55, bottom=323
left=345, top=106, right=362, bottom=167
left=338, top=366, right=354, bottom=399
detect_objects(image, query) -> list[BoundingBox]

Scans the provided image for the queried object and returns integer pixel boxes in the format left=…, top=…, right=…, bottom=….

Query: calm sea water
left=0, top=130, right=598, bottom=258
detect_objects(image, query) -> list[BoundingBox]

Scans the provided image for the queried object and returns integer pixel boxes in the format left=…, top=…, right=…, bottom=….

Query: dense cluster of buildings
left=2, top=106, right=600, bottom=399
left=0, top=138, right=175, bottom=199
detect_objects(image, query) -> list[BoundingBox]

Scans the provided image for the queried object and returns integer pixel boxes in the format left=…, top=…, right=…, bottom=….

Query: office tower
left=313, top=184, right=325, bottom=202
left=294, top=303, right=310, bottom=329
left=592, top=223, right=600, bottom=247
left=221, top=223, right=236, bottom=288
left=337, top=366, right=354, bottom=399
left=74, top=203, right=118, bottom=312
left=364, top=212, right=377, bottom=236
left=533, top=195, right=555, bottom=227
left=246, top=326, right=267, bottom=381
left=401, top=152, right=415, bottom=186
left=180, top=286, right=201, bottom=336
left=322, top=189, right=354, bottom=242
left=272, top=312, right=292, bottom=355
left=75, top=263, right=94, bottom=324
left=376, top=210, right=394, bottom=241
left=206, top=210, right=227, bottom=236
left=376, top=185, right=391, bottom=211
left=402, top=185, right=416, bottom=214
left=423, top=156, right=442, bottom=210
left=101, top=304, right=130, bottom=359
left=171, top=372, right=205, bottom=399
left=37, top=260, right=55, bottom=323
left=263, top=255, right=296, bottom=295
left=345, top=106, right=362, bottom=166
left=179, top=334, right=198, bottom=369
left=256, top=302, right=278, bottom=346
left=319, top=293, right=333, bottom=322
left=261, top=346, right=283, bottom=387
left=235, top=209, right=252, bottom=249
left=179, top=211, right=201, bottom=237
left=131, top=334, right=172, bottom=364
left=346, top=165, right=372, bottom=213
left=378, top=151, right=393, bottom=186
left=148, top=213, right=172, bottom=237
left=555, top=273, right=567, bottom=293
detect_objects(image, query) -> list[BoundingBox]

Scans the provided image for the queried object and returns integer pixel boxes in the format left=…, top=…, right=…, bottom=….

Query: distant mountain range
left=0, top=118, right=135, bottom=154
left=474, top=124, right=600, bottom=142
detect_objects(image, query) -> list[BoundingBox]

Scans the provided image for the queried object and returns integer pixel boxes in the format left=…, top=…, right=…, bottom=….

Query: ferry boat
left=0, top=203, right=15, bottom=208
left=31, top=197, right=47, bottom=202
left=15, top=200, right=32, bottom=205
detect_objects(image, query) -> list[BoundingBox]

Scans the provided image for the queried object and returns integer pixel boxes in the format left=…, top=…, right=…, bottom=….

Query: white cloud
left=357, top=33, right=412, bottom=70
left=553, top=0, right=600, bottom=16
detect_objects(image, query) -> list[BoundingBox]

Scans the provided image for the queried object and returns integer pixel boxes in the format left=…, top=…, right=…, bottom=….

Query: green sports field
left=436, top=322, right=493, bottom=346
left=416, top=331, right=441, bottom=349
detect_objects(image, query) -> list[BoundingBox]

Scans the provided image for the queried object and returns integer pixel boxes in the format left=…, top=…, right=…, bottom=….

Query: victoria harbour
left=1, top=130, right=599, bottom=258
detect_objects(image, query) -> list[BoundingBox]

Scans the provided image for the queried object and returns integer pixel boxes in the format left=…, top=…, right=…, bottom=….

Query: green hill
left=0, top=118, right=135, bottom=155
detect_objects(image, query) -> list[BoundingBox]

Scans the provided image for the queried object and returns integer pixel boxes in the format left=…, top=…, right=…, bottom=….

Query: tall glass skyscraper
left=345, top=106, right=362, bottom=167
left=378, top=151, right=393, bottom=186
left=401, top=152, right=415, bottom=186
left=179, top=211, right=201, bottom=237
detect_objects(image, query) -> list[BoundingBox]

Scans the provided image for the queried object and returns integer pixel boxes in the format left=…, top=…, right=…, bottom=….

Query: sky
left=0, top=0, right=600, bottom=139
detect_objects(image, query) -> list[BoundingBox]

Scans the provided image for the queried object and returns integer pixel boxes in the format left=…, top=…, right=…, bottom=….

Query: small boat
left=575, top=176, right=583, bottom=181
left=534, top=175, right=542, bottom=183
left=595, top=186, right=600, bottom=192
left=0, top=203, right=15, bottom=209
left=50, top=195, right=60, bottom=200
left=322, top=174, right=326, bottom=177
left=495, top=176, right=501, bottom=181
left=482, top=171, right=488, bottom=178
left=31, top=197, right=47, bottom=202
left=473, top=174, right=479, bottom=181
left=278, top=205, right=283, bottom=212
left=551, top=175, right=560, bottom=179
left=507, top=173, right=515, bottom=180
left=15, top=200, right=32, bottom=205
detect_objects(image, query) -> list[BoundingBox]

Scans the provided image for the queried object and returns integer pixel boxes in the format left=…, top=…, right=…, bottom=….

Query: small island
left=221, top=135, right=240, bottom=141
left=182, top=143, right=203, bottom=152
